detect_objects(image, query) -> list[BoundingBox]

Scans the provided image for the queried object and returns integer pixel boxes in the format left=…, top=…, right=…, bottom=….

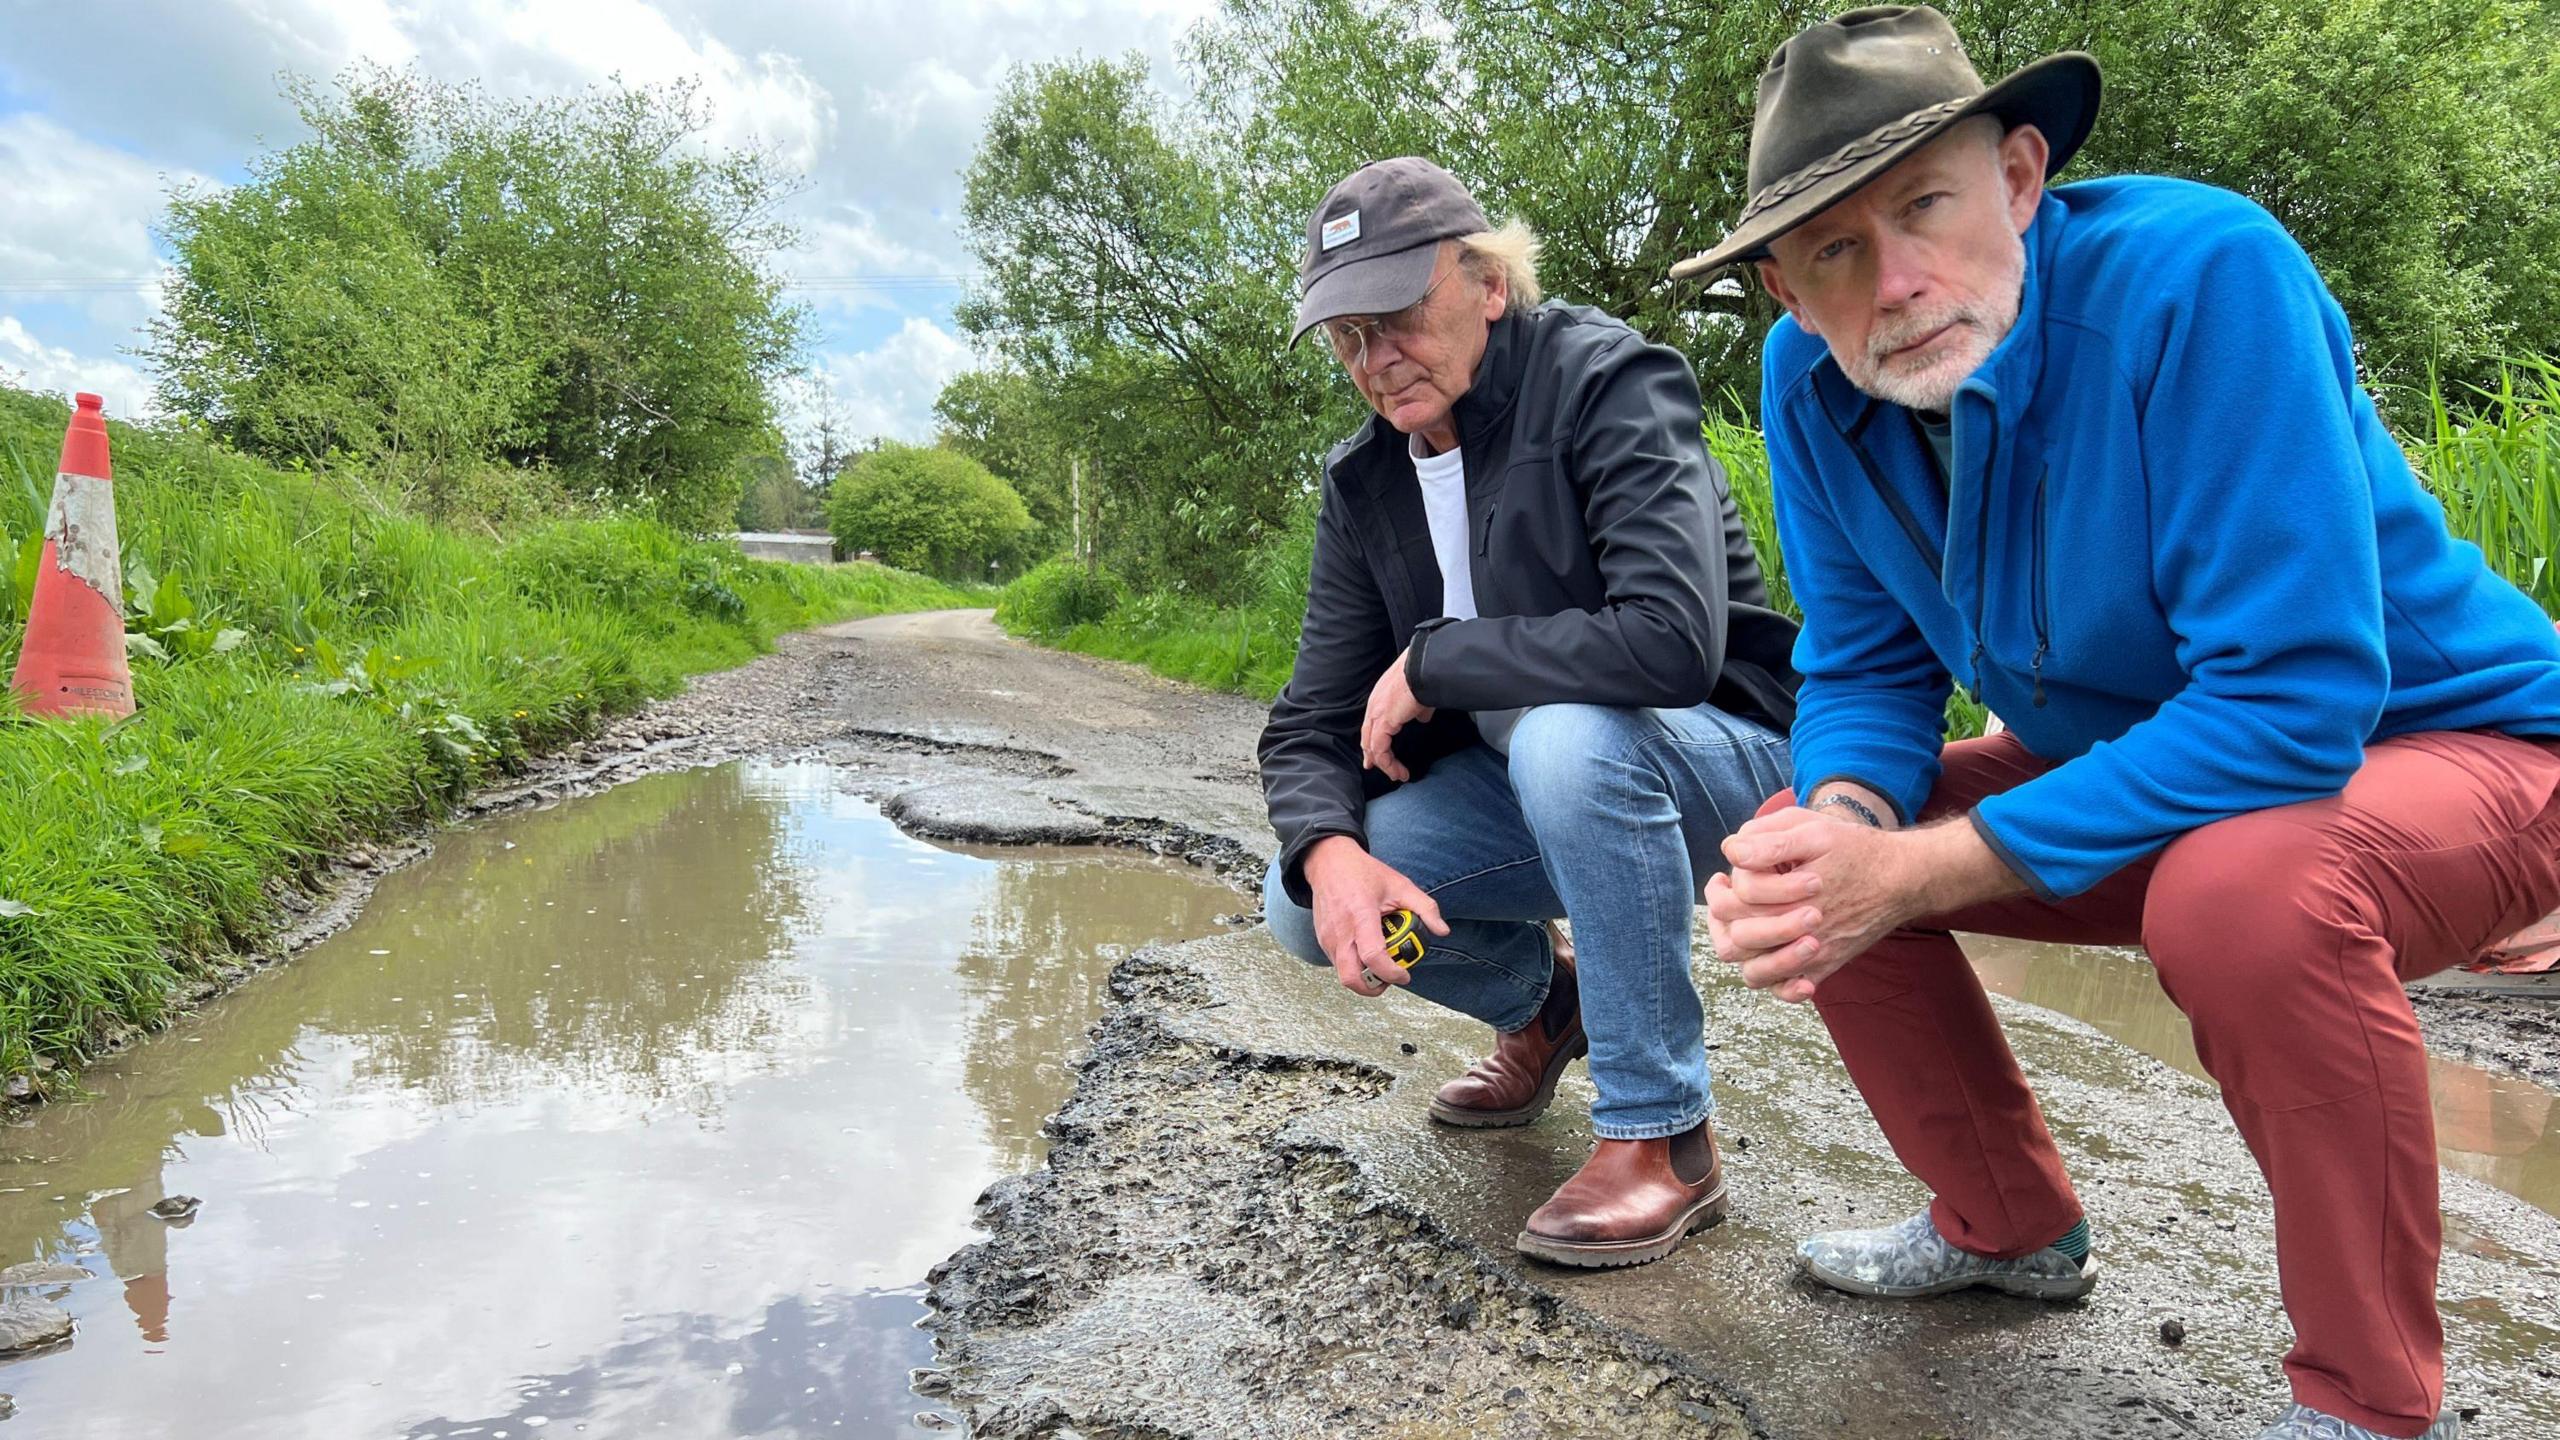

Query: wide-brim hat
left=1670, top=6, right=2101, bottom=280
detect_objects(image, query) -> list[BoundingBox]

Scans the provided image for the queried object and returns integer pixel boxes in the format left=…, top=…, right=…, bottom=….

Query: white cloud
left=797, top=318, right=974, bottom=444
left=0, top=316, right=157, bottom=417
left=0, top=115, right=203, bottom=330
left=0, top=0, right=1227, bottom=441
left=410, top=0, right=839, bottom=171
left=232, top=0, right=421, bottom=74
left=781, top=205, right=954, bottom=324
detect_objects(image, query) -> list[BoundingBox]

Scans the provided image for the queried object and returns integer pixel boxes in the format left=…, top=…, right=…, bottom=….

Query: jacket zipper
left=1842, top=406, right=1942, bottom=580
left=1460, top=408, right=1496, bottom=561
left=1826, top=383, right=2040, bottom=712
left=2029, top=463, right=2051, bottom=708
left=1964, top=408, right=2000, bottom=703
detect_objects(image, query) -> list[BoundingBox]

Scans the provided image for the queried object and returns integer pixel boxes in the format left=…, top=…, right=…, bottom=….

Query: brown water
left=0, top=762, right=1234, bottom=1437
left=1963, top=934, right=2560, bottom=1215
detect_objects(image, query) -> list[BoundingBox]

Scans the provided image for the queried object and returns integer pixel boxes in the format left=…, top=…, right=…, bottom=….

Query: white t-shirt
left=1410, top=435, right=1525, bottom=751
left=1411, top=436, right=1476, bottom=620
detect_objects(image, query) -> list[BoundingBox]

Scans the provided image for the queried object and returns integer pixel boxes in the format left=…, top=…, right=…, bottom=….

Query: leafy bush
left=827, top=442, right=1035, bottom=581
left=147, top=69, right=804, bottom=532
left=995, top=559, right=1127, bottom=635
left=498, top=517, right=686, bottom=614
left=993, top=531, right=1305, bottom=699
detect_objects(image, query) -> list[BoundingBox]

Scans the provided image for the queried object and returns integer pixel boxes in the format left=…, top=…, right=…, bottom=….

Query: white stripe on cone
left=45, top=468, right=121, bottom=608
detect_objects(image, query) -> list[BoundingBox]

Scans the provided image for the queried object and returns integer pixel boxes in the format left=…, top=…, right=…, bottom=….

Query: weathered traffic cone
left=9, top=392, right=133, bottom=718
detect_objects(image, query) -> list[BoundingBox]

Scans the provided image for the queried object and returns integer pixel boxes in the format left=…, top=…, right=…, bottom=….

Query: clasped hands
left=1360, top=651, right=1985, bottom=1006
left=1704, top=797, right=1923, bottom=1004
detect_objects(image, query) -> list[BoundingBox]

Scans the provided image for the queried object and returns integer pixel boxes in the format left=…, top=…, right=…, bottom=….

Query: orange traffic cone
left=9, top=392, right=133, bottom=718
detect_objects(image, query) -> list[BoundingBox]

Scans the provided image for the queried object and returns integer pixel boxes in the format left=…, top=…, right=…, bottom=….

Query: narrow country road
left=26, top=604, right=2544, bottom=1440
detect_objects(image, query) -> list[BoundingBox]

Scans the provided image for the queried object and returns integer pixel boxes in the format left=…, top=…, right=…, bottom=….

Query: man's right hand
left=1303, top=835, right=1450, bottom=996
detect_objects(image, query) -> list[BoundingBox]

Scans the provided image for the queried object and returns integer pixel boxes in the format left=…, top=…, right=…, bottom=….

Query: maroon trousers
left=1811, top=730, right=2560, bottom=1436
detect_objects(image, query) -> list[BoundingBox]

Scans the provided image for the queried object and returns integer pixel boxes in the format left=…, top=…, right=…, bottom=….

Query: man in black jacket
left=1258, top=157, right=1800, bottom=1268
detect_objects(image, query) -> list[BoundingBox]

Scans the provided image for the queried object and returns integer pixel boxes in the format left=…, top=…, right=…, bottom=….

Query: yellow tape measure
left=1381, top=908, right=1425, bottom=968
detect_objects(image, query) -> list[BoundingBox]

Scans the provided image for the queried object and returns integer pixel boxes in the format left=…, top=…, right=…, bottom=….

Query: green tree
left=2073, top=0, right=2560, bottom=403
left=149, top=68, right=808, bottom=531
left=957, top=56, right=1349, bottom=594
left=952, top=0, right=2560, bottom=617
left=731, top=452, right=819, bottom=532
left=1190, top=0, right=1817, bottom=407
left=826, top=442, right=1035, bottom=580
left=933, top=367, right=1076, bottom=552
left=145, top=87, right=538, bottom=491
left=1187, top=0, right=2560, bottom=418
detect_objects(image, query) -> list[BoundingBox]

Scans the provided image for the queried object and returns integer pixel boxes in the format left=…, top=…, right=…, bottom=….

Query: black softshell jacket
left=1259, top=301, right=1800, bottom=904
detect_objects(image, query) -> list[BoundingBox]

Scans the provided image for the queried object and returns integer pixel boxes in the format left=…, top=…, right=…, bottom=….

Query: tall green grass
left=0, top=387, right=977, bottom=1088
left=1704, top=411, right=1791, bottom=621
left=2419, top=356, right=2560, bottom=617
left=1005, top=359, right=2560, bottom=739
left=998, top=525, right=1309, bottom=700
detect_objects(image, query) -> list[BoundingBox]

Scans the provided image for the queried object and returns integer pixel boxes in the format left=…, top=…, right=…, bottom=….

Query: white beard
left=1836, top=229, right=2026, bottom=412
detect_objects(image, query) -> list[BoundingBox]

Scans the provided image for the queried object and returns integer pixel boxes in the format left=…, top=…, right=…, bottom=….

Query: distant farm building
left=733, top=530, right=838, bottom=564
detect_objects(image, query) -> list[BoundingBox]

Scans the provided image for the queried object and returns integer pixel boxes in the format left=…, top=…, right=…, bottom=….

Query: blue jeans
left=1263, top=702, right=1790, bottom=1139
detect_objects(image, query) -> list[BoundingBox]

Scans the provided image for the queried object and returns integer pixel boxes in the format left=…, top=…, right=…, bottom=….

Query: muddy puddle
left=0, top=762, right=1233, bottom=1437
left=1964, top=934, right=2560, bottom=1214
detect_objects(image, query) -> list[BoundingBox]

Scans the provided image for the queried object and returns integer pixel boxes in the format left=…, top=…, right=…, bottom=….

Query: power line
left=0, top=272, right=977, bottom=296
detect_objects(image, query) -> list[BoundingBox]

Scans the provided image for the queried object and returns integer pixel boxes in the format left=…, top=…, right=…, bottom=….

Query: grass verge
left=0, top=387, right=978, bottom=1090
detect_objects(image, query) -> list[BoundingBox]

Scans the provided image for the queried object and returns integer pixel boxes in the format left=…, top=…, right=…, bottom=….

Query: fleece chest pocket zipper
left=2028, top=464, right=2052, bottom=707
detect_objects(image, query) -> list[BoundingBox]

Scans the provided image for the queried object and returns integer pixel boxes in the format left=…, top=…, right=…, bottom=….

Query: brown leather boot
left=1427, top=928, right=1584, bottom=1128
left=1515, top=1118, right=1729, bottom=1268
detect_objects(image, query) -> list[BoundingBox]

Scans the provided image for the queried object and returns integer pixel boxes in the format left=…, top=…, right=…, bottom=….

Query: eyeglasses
left=1322, top=265, right=1452, bottom=370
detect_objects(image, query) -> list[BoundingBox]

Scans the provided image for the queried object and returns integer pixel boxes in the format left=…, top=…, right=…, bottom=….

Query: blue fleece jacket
left=1763, top=176, right=2560, bottom=899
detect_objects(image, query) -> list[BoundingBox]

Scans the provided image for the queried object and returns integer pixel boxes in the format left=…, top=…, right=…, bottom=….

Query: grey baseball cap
left=1291, top=156, right=1490, bottom=347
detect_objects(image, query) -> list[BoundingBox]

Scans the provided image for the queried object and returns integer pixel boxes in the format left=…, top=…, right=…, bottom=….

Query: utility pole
left=1086, top=237, right=1103, bottom=577
left=1071, top=454, right=1086, bottom=570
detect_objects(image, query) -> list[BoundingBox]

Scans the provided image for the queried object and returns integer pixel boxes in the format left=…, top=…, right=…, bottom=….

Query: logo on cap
left=1321, top=211, right=1361, bottom=251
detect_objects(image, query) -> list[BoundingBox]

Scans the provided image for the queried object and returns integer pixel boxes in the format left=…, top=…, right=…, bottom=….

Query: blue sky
left=0, top=0, right=1213, bottom=445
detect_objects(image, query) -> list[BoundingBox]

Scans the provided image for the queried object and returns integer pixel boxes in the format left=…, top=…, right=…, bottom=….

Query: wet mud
left=925, top=956, right=1755, bottom=1440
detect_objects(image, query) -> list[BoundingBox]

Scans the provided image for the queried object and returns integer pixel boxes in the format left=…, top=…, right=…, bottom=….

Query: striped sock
left=2047, top=1217, right=2091, bottom=1262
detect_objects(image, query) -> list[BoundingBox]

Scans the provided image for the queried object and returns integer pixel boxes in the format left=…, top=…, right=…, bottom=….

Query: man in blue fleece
left=1675, top=8, right=2560, bottom=1438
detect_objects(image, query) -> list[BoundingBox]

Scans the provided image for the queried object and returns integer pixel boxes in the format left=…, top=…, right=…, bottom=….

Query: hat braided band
left=1738, top=96, right=1974, bottom=226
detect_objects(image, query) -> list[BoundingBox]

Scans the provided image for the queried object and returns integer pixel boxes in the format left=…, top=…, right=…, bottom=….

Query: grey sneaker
left=2258, top=1404, right=2459, bottom=1439
left=1797, top=1208, right=2097, bottom=1300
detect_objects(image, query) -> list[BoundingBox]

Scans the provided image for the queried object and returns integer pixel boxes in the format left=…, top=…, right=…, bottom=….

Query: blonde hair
left=1457, top=220, right=1543, bottom=307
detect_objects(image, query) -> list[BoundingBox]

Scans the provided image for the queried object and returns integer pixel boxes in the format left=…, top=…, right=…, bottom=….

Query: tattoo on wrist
left=1812, top=792, right=1885, bottom=828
